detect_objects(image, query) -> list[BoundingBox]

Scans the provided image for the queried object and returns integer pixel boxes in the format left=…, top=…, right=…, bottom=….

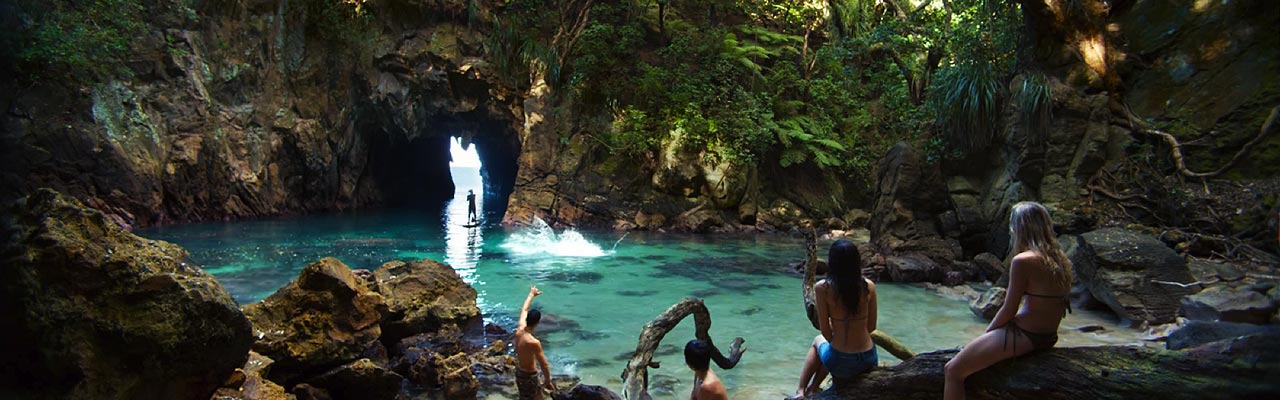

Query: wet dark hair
left=527, top=309, right=542, bottom=327
left=827, top=240, right=866, bottom=315
left=684, top=339, right=711, bottom=371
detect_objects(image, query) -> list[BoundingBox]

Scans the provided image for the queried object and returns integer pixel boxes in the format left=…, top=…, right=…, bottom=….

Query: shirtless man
left=515, top=285, right=555, bottom=399
left=685, top=339, right=728, bottom=400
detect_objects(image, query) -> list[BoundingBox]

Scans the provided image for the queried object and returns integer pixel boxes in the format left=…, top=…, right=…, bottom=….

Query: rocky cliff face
left=0, top=0, right=524, bottom=228
left=1, top=0, right=1275, bottom=243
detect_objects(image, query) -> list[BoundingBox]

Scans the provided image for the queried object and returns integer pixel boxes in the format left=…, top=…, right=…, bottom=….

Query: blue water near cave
left=139, top=167, right=1134, bottom=399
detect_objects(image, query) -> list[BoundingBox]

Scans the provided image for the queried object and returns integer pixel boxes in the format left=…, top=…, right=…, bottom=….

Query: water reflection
left=445, top=166, right=487, bottom=307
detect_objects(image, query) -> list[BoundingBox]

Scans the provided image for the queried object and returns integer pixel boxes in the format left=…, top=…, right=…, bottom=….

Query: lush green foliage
left=487, top=0, right=1028, bottom=170
left=928, top=0, right=1024, bottom=154
left=5, top=0, right=148, bottom=80
left=932, top=61, right=1003, bottom=153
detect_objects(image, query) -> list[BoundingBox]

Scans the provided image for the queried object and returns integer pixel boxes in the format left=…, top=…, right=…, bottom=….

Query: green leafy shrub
left=931, top=61, right=1003, bottom=154
left=6, top=0, right=147, bottom=81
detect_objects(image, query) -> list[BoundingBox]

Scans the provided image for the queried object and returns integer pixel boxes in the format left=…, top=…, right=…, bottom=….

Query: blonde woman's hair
left=1009, top=201, right=1073, bottom=289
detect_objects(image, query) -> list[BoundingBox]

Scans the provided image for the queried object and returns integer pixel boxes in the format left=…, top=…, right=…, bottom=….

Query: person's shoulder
left=1012, top=251, right=1042, bottom=263
left=699, top=373, right=728, bottom=399
left=1011, top=251, right=1046, bottom=270
left=864, top=278, right=877, bottom=290
left=816, top=279, right=831, bottom=290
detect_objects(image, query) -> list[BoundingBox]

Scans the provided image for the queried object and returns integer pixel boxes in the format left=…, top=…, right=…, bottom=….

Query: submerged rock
left=372, top=259, right=480, bottom=342
left=0, top=189, right=253, bottom=400
left=242, top=258, right=385, bottom=382
left=1066, top=229, right=1197, bottom=325
left=553, top=384, right=623, bottom=400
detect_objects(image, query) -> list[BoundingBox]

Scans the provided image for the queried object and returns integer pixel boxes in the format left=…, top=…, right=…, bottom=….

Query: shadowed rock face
left=0, top=188, right=253, bottom=400
left=242, top=257, right=386, bottom=384
left=1066, top=228, right=1197, bottom=325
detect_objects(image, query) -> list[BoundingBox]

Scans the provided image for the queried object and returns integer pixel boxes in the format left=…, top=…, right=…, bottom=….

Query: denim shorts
left=818, top=342, right=877, bottom=378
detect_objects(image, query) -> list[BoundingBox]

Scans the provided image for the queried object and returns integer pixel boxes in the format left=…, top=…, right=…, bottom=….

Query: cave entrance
left=362, top=110, right=519, bottom=223
left=448, top=137, right=483, bottom=225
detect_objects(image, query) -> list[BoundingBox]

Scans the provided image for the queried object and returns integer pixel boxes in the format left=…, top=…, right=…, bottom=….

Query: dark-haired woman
left=794, top=240, right=878, bottom=398
left=943, top=201, right=1073, bottom=400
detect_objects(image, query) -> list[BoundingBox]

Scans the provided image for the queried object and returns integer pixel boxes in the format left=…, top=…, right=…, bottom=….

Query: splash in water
left=501, top=216, right=609, bottom=257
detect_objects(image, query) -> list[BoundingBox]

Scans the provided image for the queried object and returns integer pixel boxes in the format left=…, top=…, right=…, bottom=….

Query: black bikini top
left=1024, top=292, right=1073, bottom=314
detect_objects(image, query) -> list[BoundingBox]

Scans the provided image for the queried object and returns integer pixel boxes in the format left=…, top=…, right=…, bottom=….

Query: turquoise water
left=139, top=167, right=1133, bottom=399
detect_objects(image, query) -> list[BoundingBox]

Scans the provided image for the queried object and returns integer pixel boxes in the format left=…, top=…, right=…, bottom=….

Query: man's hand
left=530, top=285, right=543, bottom=297
left=544, top=379, right=557, bottom=392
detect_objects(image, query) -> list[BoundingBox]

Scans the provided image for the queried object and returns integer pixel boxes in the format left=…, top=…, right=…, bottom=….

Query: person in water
left=466, top=189, right=477, bottom=223
left=794, top=239, right=878, bottom=398
left=685, top=339, right=728, bottom=400
left=943, top=201, right=1073, bottom=400
left=516, top=285, right=556, bottom=399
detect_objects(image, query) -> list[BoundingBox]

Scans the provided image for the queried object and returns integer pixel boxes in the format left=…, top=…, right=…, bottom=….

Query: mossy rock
left=0, top=188, right=253, bottom=399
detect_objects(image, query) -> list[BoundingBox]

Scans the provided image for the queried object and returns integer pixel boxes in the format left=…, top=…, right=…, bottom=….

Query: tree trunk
left=812, top=332, right=1280, bottom=399
left=620, top=298, right=746, bottom=400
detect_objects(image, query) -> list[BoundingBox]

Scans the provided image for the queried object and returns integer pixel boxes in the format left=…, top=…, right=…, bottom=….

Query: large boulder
left=885, top=254, right=945, bottom=283
left=1180, top=286, right=1278, bottom=325
left=1065, top=229, right=1197, bottom=325
left=372, top=259, right=479, bottom=342
left=814, top=332, right=1280, bottom=399
left=0, top=189, right=253, bottom=399
left=1167, top=320, right=1280, bottom=350
left=869, top=143, right=950, bottom=243
left=971, top=253, right=1005, bottom=283
left=242, top=258, right=385, bottom=382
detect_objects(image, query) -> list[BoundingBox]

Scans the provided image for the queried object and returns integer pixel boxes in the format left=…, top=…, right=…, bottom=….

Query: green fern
left=773, top=116, right=848, bottom=168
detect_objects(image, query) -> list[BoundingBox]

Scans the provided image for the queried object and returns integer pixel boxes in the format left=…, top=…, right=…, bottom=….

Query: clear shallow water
left=139, top=168, right=1139, bottom=400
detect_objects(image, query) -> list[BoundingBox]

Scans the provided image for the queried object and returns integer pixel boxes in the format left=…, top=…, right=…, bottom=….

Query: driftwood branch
left=1113, top=101, right=1279, bottom=179
left=800, top=232, right=917, bottom=361
left=620, top=298, right=746, bottom=400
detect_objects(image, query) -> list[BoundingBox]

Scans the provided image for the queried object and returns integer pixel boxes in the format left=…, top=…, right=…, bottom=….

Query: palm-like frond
left=1017, top=72, right=1052, bottom=145
left=932, top=62, right=1004, bottom=154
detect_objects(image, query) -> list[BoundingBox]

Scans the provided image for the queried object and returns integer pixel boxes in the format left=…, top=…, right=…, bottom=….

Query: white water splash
left=501, top=216, right=608, bottom=257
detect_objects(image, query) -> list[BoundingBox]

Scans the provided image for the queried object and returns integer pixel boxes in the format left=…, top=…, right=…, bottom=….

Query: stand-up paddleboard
left=460, top=220, right=482, bottom=228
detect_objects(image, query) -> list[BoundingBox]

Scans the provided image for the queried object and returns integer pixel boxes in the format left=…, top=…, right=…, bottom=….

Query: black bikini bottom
left=999, top=320, right=1058, bottom=353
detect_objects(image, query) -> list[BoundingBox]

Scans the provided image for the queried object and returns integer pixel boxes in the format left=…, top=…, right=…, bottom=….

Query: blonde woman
left=943, top=202, right=1073, bottom=400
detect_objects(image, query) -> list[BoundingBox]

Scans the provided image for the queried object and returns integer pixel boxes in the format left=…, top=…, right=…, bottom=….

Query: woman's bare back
left=1012, top=252, right=1070, bottom=333
left=819, top=278, right=876, bottom=353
